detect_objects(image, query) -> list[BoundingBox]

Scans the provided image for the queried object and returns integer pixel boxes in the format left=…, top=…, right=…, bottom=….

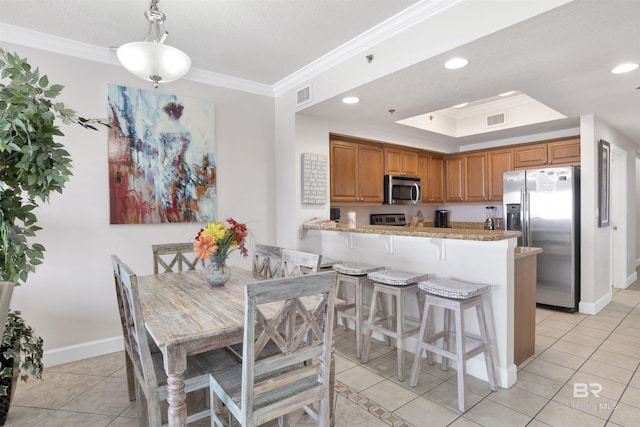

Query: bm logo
left=573, top=383, right=602, bottom=398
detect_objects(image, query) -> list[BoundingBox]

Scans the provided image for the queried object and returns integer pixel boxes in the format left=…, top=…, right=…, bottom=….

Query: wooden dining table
left=137, top=266, right=337, bottom=427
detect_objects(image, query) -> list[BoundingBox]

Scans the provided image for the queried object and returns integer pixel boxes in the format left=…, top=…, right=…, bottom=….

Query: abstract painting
left=107, top=85, right=216, bottom=224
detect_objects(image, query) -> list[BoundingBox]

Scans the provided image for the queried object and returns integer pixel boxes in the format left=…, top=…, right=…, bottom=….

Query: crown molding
left=0, top=23, right=274, bottom=97
left=272, top=0, right=461, bottom=97
left=1, top=0, right=458, bottom=100
left=439, top=94, right=541, bottom=119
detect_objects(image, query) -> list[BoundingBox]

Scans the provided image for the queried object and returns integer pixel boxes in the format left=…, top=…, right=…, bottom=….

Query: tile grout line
left=521, top=294, right=640, bottom=425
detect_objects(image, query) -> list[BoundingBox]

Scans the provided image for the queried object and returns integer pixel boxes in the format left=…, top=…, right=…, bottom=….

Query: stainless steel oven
left=383, top=175, right=421, bottom=205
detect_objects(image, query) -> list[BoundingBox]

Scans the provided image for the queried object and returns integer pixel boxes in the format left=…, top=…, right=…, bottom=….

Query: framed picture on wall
left=107, top=85, right=217, bottom=224
left=598, top=139, right=610, bottom=227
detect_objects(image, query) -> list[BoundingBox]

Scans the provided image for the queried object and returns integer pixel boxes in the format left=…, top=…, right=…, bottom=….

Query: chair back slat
left=240, top=271, right=337, bottom=426
left=278, top=249, right=322, bottom=277
left=152, top=242, right=205, bottom=274
left=252, top=244, right=283, bottom=279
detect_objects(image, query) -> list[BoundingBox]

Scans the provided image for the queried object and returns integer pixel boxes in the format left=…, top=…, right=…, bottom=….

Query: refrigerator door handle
left=524, top=188, right=531, bottom=247
left=520, top=188, right=529, bottom=247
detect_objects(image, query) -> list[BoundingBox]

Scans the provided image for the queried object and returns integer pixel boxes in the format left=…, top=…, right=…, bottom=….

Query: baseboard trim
left=627, top=271, right=638, bottom=288
left=579, top=292, right=612, bottom=315
left=43, top=336, right=123, bottom=367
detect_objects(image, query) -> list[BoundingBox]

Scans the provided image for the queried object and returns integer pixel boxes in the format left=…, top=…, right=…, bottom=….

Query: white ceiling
left=0, top=0, right=419, bottom=85
left=1, top=0, right=638, bottom=151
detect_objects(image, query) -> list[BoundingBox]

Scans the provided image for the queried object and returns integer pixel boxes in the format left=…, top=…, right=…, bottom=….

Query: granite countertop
left=304, top=222, right=521, bottom=242
left=514, top=246, right=543, bottom=259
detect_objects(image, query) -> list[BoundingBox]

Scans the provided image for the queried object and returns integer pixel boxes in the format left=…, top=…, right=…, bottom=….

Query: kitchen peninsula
left=302, top=222, right=524, bottom=389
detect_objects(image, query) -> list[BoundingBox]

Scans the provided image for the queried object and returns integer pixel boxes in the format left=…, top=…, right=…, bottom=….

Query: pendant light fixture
left=117, top=0, right=191, bottom=88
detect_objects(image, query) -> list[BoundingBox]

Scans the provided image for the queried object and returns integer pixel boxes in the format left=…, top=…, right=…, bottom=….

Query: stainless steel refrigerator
left=503, top=166, right=580, bottom=311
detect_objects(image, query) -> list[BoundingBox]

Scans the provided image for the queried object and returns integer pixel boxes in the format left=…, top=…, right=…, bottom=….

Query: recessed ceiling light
left=342, top=96, right=360, bottom=104
left=444, top=58, right=468, bottom=69
left=499, top=91, right=515, bottom=97
left=452, top=102, right=468, bottom=108
left=611, top=63, right=639, bottom=74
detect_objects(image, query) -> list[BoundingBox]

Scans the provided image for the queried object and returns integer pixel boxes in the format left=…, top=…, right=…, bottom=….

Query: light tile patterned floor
left=6, top=273, right=640, bottom=426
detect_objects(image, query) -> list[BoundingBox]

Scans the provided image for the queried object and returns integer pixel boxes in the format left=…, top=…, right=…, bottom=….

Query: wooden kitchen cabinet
left=445, top=156, right=465, bottom=202
left=514, top=138, right=580, bottom=169
left=548, top=139, right=581, bottom=165
left=330, top=139, right=384, bottom=203
left=418, top=154, right=444, bottom=203
left=464, top=153, right=487, bottom=202
left=487, top=149, right=514, bottom=202
left=445, top=149, right=513, bottom=203
left=514, top=248, right=540, bottom=366
left=384, top=147, right=418, bottom=176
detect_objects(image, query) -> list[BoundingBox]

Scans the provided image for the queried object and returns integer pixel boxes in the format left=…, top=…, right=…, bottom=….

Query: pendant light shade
left=117, top=0, right=191, bottom=88
left=117, top=42, right=191, bottom=85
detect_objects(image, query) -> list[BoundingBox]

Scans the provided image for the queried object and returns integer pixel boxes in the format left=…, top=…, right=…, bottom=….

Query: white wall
left=594, top=118, right=637, bottom=287
left=579, top=115, right=638, bottom=313
left=5, top=43, right=276, bottom=366
left=637, top=155, right=640, bottom=268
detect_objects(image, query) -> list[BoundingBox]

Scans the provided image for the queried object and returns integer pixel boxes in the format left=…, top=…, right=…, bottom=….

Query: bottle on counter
left=347, top=211, right=356, bottom=229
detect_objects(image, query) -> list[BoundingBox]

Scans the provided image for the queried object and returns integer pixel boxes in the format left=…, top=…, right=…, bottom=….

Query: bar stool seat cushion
left=367, top=270, right=430, bottom=286
left=419, top=277, right=490, bottom=299
left=333, top=262, right=384, bottom=276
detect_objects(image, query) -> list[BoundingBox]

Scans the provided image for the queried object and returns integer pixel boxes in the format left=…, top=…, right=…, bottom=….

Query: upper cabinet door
left=464, top=153, right=487, bottom=202
left=358, top=145, right=384, bottom=202
left=384, top=148, right=418, bottom=176
left=330, top=140, right=358, bottom=202
left=487, top=149, right=514, bottom=201
left=445, top=156, right=464, bottom=202
left=418, top=155, right=444, bottom=203
left=402, top=151, right=419, bottom=176
left=385, top=148, right=403, bottom=175
left=514, top=143, right=547, bottom=168
left=547, top=139, right=580, bottom=165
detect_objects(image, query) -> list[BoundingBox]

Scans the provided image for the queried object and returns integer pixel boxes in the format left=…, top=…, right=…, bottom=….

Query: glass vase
left=203, top=255, right=231, bottom=287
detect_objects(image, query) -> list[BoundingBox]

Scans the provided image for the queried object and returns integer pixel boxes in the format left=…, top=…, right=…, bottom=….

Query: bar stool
left=333, top=262, right=385, bottom=359
left=409, top=277, right=497, bottom=412
left=361, top=270, right=429, bottom=381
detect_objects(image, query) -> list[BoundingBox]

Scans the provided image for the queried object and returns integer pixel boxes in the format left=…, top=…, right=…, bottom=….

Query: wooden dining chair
left=251, top=244, right=283, bottom=279
left=152, top=242, right=205, bottom=274
left=278, top=249, right=322, bottom=277
left=209, top=270, right=338, bottom=427
left=111, top=255, right=239, bottom=425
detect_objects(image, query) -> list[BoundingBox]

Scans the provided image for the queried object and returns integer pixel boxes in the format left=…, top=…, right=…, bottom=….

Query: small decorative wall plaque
left=301, top=153, right=327, bottom=204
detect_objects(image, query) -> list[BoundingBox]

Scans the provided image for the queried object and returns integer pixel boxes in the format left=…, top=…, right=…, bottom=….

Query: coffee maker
left=434, top=210, right=450, bottom=228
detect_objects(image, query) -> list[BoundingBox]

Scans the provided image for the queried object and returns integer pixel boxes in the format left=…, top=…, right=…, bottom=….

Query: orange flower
left=194, top=235, right=218, bottom=259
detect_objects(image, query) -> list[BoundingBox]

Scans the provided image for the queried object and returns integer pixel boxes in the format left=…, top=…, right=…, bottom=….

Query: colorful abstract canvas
left=107, top=85, right=216, bottom=224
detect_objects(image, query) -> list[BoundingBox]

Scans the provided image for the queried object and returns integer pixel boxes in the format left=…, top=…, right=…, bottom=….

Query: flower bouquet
left=194, top=218, right=248, bottom=286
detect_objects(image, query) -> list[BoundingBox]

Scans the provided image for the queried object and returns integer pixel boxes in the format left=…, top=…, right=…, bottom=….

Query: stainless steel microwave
left=384, top=175, right=421, bottom=205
